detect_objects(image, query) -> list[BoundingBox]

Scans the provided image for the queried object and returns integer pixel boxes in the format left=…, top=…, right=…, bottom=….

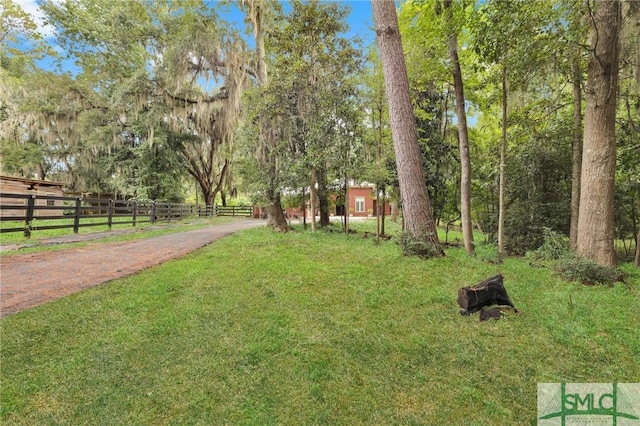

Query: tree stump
left=457, top=274, right=519, bottom=319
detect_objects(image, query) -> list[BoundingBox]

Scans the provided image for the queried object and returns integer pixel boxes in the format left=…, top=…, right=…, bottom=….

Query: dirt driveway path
left=0, top=219, right=265, bottom=318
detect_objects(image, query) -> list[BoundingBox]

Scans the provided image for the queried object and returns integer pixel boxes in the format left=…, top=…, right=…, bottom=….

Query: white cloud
left=14, top=0, right=58, bottom=38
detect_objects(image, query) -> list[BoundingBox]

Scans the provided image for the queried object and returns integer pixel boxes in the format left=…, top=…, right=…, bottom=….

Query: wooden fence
left=214, top=205, right=253, bottom=217
left=0, top=192, right=254, bottom=238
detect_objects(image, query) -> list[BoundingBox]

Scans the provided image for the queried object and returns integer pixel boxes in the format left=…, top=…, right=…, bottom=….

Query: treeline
left=0, top=0, right=638, bottom=266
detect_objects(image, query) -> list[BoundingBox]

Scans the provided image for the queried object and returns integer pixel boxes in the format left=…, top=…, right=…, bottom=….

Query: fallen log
left=457, top=274, right=519, bottom=317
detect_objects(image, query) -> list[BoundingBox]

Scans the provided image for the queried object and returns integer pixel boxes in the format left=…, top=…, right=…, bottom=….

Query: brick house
left=345, top=183, right=391, bottom=218
left=279, top=183, right=391, bottom=219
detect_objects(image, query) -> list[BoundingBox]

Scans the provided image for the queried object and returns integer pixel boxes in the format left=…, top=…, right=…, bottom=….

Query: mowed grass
left=1, top=223, right=639, bottom=425
left=0, top=216, right=241, bottom=254
left=0, top=217, right=152, bottom=243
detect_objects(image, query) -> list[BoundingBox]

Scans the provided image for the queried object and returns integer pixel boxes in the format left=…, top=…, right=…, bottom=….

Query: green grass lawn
left=1, top=222, right=638, bottom=425
left=0, top=216, right=241, bottom=253
left=0, top=216, right=150, bottom=241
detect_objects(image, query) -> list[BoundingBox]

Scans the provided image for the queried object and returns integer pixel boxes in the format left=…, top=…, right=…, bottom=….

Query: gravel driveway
left=0, top=219, right=265, bottom=318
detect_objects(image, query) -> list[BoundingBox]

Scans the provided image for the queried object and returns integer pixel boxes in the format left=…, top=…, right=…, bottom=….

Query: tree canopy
left=1, top=0, right=637, bottom=265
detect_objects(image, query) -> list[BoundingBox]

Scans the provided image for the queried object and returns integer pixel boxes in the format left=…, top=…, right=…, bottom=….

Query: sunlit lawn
left=0, top=216, right=241, bottom=251
left=1, top=221, right=638, bottom=425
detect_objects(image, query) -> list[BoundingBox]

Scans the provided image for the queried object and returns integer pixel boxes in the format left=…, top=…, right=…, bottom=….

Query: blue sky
left=330, top=0, right=376, bottom=48
left=15, top=0, right=376, bottom=74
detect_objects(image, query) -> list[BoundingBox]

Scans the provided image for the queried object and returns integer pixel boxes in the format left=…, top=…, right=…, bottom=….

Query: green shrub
left=526, top=229, right=624, bottom=285
left=397, top=228, right=439, bottom=258
left=527, top=227, right=569, bottom=261
left=554, top=255, right=623, bottom=285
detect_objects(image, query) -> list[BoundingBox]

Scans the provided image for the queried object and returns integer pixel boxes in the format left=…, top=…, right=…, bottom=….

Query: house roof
left=0, top=175, right=66, bottom=189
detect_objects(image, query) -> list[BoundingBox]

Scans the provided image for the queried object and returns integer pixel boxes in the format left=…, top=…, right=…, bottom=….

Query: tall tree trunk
left=266, top=148, right=290, bottom=230
left=301, top=186, right=307, bottom=229
left=35, top=163, right=45, bottom=181
left=634, top=187, right=639, bottom=267
left=381, top=187, right=386, bottom=236
left=390, top=184, right=399, bottom=222
left=376, top=184, right=381, bottom=238
left=310, top=169, right=317, bottom=232
left=498, top=66, right=507, bottom=257
left=344, top=174, right=349, bottom=234
left=372, top=0, right=442, bottom=256
left=267, top=188, right=290, bottom=232
left=445, top=1, right=474, bottom=255
left=317, top=166, right=330, bottom=227
left=263, top=141, right=290, bottom=231
left=249, top=0, right=289, bottom=231
left=187, top=162, right=222, bottom=206
left=570, top=59, right=583, bottom=251
left=376, top=104, right=383, bottom=239
left=204, top=190, right=215, bottom=206
left=577, top=0, right=621, bottom=267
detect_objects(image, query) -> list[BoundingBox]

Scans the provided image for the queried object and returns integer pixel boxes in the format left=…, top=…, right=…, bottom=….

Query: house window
left=355, top=196, right=365, bottom=213
left=46, top=200, right=55, bottom=206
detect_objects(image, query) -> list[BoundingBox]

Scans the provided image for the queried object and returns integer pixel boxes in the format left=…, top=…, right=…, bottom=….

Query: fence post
left=107, top=199, right=114, bottom=229
left=132, top=201, right=137, bottom=227
left=73, top=197, right=81, bottom=234
left=168, top=204, right=172, bottom=223
left=24, top=195, right=36, bottom=238
left=151, top=202, right=157, bottom=224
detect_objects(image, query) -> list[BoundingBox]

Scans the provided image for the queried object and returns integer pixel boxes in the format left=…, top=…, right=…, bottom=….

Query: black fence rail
left=0, top=192, right=254, bottom=238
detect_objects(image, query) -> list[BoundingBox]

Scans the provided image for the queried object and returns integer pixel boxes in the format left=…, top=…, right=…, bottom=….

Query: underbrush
left=527, top=228, right=626, bottom=285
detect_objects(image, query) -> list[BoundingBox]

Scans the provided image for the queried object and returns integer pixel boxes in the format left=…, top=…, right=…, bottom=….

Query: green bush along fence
left=0, top=192, right=254, bottom=238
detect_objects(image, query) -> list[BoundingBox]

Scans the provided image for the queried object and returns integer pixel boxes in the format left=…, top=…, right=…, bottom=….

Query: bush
left=398, top=228, right=439, bottom=258
left=554, top=255, right=623, bottom=285
left=527, top=228, right=569, bottom=261
left=526, top=229, right=624, bottom=285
